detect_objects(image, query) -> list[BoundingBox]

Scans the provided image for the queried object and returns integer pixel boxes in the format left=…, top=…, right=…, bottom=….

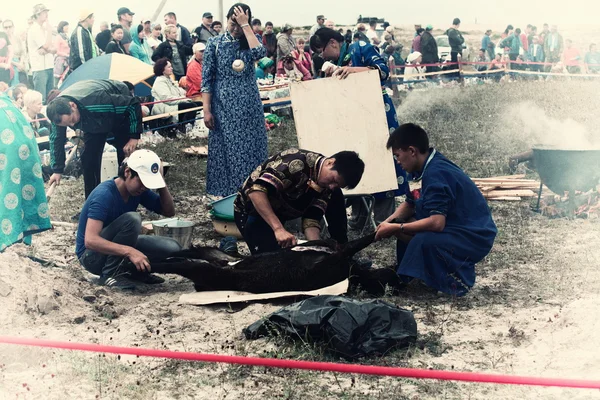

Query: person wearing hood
left=129, top=24, right=152, bottom=64
left=255, top=56, right=274, bottom=80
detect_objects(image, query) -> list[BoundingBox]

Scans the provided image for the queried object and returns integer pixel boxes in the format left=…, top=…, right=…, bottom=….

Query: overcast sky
left=4, top=0, right=599, bottom=33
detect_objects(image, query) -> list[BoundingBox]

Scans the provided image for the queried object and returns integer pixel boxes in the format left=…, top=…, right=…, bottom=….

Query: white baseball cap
left=126, top=149, right=166, bottom=189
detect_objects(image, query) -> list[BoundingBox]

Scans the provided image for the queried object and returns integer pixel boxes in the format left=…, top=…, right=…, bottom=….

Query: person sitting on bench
left=375, top=124, right=497, bottom=296
left=234, top=148, right=364, bottom=254
left=77, top=149, right=181, bottom=290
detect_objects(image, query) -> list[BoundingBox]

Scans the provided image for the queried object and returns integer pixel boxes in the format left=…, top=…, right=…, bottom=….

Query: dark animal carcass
left=149, top=233, right=403, bottom=296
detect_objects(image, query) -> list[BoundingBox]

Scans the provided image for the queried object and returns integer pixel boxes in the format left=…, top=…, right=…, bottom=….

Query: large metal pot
left=532, top=146, right=600, bottom=194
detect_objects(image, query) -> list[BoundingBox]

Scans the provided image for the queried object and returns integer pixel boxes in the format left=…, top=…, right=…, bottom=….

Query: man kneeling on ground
left=234, top=149, right=364, bottom=254
left=375, top=124, right=497, bottom=296
left=77, top=149, right=181, bottom=290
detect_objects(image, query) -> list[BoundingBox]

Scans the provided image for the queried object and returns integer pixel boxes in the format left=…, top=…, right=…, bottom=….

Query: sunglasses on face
left=3, top=25, right=13, bottom=29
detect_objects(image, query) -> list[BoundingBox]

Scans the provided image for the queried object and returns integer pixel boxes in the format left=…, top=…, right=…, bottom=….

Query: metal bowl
left=532, top=146, right=600, bottom=194
left=152, top=218, right=195, bottom=249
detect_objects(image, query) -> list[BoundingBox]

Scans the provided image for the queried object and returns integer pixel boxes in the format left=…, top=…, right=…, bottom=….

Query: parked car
left=435, top=35, right=470, bottom=65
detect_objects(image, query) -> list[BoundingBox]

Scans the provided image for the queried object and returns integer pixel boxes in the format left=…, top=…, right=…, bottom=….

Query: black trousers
left=234, top=188, right=348, bottom=255
left=177, top=102, right=201, bottom=129
left=82, top=133, right=127, bottom=198
left=449, top=51, right=461, bottom=79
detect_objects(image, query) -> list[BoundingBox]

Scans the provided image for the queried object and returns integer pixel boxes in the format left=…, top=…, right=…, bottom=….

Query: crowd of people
left=1, top=4, right=598, bottom=102
left=2, top=3, right=598, bottom=296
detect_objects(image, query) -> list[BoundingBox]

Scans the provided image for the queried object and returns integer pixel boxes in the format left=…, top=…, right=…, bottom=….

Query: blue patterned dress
left=202, top=32, right=268, bottom=196
left=338, top=41, right=409, bottom=198
left=0, top=94, right=52, bottom=251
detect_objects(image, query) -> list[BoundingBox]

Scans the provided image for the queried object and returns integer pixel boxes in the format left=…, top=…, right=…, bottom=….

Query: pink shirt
left=563, top=47, right=581, bottom=66
left=54, top=34, right=70, bottom=58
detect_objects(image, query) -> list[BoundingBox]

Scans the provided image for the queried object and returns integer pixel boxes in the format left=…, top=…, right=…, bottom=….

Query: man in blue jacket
left=376, top=123, right=497, bottom=296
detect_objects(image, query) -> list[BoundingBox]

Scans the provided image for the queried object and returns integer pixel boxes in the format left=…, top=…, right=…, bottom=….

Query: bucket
left=101, top=144, right=118, bottom=182
left=152, top=218, right=195, bottom=249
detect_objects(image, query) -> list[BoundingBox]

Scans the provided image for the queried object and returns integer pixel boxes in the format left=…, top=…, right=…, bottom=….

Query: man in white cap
left=27, top=3, right=55, bottom=103
left=76, top=149, right=180, bottom=290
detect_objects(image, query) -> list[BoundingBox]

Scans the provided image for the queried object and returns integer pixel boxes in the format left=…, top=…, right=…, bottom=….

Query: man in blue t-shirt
left=77, top=149, right=180, bottom=290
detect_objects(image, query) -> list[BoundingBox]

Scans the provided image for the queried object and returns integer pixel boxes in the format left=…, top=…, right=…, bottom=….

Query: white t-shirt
left=146, top=36, right=162, bottom=49
left=367, top=29, right=380, bottom=43
left=27, top=23, right=54, bottom=71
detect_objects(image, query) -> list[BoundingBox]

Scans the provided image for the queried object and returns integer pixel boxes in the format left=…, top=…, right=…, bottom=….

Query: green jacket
left=128, top=26, right=152, bottom=64
left=50, top=79, right=142, bottom=173
left=500, top=34, right=521, bottom=55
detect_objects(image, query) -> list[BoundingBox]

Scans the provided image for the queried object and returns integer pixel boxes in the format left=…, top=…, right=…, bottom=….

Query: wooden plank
left=476, top=184, right=540, bottom=190
left=291, top=71, right=398, bottom=196
left=472, top=178, right=537, bottom=183
left=484, top=189, right=536, bottom=198
left=143, top=106, right=203, bottom=122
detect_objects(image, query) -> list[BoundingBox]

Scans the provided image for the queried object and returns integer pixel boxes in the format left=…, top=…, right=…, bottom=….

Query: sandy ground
left=2, top=80, right=600, bottom=399
left=2, top=205, right=600, bottom=400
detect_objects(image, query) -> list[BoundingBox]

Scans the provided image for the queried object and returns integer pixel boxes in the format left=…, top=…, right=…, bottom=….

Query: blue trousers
left=79, top=212, right=182, bottom=278
left=32, top=68, right=53, bottom=104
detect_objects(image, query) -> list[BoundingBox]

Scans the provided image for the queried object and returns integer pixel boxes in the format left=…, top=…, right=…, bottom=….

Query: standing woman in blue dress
left=202, top=3, right=268, bottom=197
left=310, top=28, right=409, bottom=225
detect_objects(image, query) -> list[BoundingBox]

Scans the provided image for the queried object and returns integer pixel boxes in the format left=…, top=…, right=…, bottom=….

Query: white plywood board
left=179, top=279, right=348, bottom=305
left=290, top=70, right=397, bottom=195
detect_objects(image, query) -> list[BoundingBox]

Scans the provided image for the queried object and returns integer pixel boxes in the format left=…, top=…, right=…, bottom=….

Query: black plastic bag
left=243, top=295, right=417, bottom=359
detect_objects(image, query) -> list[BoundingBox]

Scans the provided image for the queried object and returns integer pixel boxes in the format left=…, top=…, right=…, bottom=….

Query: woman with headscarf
left=0, top=92, right=52, bottom=252
left=129, top=24, right=152, bottom=64
left=201, top=3, right=267, bottom=197
left=309, top=27, right=409, bottom=226
left=255, top=56, right=274, bottom=80
left=404, top=52, right=426, bottom=81
left=53, top=21, right=70, bottom=86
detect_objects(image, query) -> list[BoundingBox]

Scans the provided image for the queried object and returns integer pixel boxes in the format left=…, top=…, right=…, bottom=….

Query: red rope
left=1, top=336, right=599, bottom=390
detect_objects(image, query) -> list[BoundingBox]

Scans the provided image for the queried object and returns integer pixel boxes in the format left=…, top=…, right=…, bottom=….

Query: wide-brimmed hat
left=78, top=9, right=94, bottom=22
left=32, top=4, right=49, bottom=18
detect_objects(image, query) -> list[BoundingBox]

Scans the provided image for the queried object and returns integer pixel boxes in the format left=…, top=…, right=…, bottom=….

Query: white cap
left=193, top=42, right=206, bottom=53
left=127, top=149, right=166, bottom=189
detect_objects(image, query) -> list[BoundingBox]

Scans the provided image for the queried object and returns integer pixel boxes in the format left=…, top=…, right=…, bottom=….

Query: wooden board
left=484, top=189, right=536, bottom=198
left=179, top=279, right=349, bottom=305
left=290, top=71, right=397, bottom=196
left=182, top=146, right=208, bottom=156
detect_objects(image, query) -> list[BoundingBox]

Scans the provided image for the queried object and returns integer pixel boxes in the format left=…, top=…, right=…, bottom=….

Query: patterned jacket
left=234, top=149, right=331, bottom=227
